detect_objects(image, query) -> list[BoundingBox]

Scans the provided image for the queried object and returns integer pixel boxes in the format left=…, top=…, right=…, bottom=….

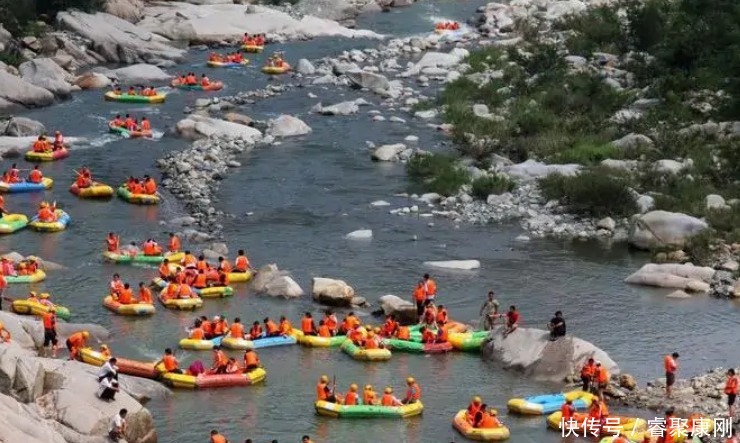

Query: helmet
left=350, top=384, right=358, bottom=391
left=489, top=409, right=498, bottom=415
left=364, top=385, right=373, bottom=391
left=29, top=291, right=37, bottom=297
left=473, top=396, right=482, bottom=404
left=364, top=324, right=372, bottom=330
left=320, top=375, right=329, bottom=383
left=40, top=293, right=50, bottom=299
left=82, top=331, right=90, bottom=339
left=406, top=377, right=415, bottom=384
left=384, top=387, right=392, bottom=394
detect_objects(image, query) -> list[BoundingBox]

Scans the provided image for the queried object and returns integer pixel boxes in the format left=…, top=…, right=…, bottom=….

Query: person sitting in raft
left=99, top=344, right=113, bottom=359
left=278, top=315, right=293, bottom=335
left=28, top=165, right=43, bottom=183
left=364, top=330, right=382, bottom=350
left=241, top=32, right=250, bottom=43
left=27, top=291, right=39, bottom=303
left=32, top=135, right=50, bottom=152
left=142, top=239, right=162, bottom=256
left=191, top=269, right=207, bottom=290
left=181, top=250, right=197, bottom=269
left=137, top=282, right=153, bottom=304
left=474, top=406, right=502, bottom=429
left=66, top=330, right=89, bottom=361
left=317, top=320, right=331, bottom=338
left=316, top=375, right=336, bottom=402
left=38, top=292, right=54, bottom=307
left=363, top=384, right=378, bottom=405
left=381, top=387, right=402, bottom=407
left=37, top=201, right=58, bottom=223
left=467, top=396, right=483, bottom=424
left=248, top=321, right=263, bottom=340
left=126, top=118, right=138, bottom=132
left=208, top=52, right=220, bottom=62
left=349, top=324, right=368, bottom=346
left=395, top=324, right=411, bottom=341
left=214, top=316, right=229, bottom=337
left=225, top=357, right=240, bottom=374
left=421, top=302, right=437, bottom=328
left=436, top=304, right=448, bottom=326
left=263, top=317, right=280, bottom=337
left=323, top=310, right=338, bottom=336
left=120, top=241, right=140, bottom=257
left=76, top=169, right=93, bottom=189
left=339, top=311, right=360, bottom=334
left=106, top=232, right=120, bottom=253
left=301, top=312, right=317, bottom=336
left=420, top=326, right=436, bottom=344
left=127, top=86, right=136, bottom=96
left=178, top=281, right=195, bottom=299
left=168, top=233, right=181, bottom=254
left=229, top=317, right=245, bottom=339
left=560, top=399, right=575, bottom=425
left=503, top=305, right=519, bottom=338
left=140, top=117, right=151, bottom=133
left=243, top=348, right=260, bottom=371
left=586, top=398, right=604, bottom=432
left=255, top=34, right=265, bottom=46
left=381, top=314, right=398, bottom=338
left=188, top=319, right=205, bottom=340
left=110, top=114, right=124, bottom=127
left=436, top=324, right=449, bottom=343
left=186, top=72, right=197, bottom=85
left=4, top=163, right=21, bottom=183
left=403, top=377, right=421, bottom=404
left=142, top=86, right=152, bottom=96
left=1, top=257, right=16, bottom=276
left=343, top=384, right=359, bottom=405
left=155, top=348, right=182, bottom=374
left=233, top=249, right=251, bottom=273
left=53, top=131, right=64, bottom=150
left=233, top=52, right=243, bottom=63
left=0, top=321, right=11, bottom=343
left=211, top=345, right=229, bottom=374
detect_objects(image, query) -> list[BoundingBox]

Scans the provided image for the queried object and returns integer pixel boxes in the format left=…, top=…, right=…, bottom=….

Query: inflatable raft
left=103, top=295, right=156, bottom=316
left=226, top=270, right=252, bottom=283
left=70, top=182, right=114, bottom=199
left=618, top=414, right=713, bottom=443
left=151, top=277, right=233, bottom=298
left=222, top=334, right=296, bottom=350
left=381, top=338, right=453, bottom=354
left=448, top=331, right=488, bottom=352
left=104, top=91, right=166, bottom=104
left=340, top=341, right=391, bottom=362
left=158, top=291, right=203, bottom=311
left=102, top=251, right=183, bottom=265
left=546, top=411, right=647, bottom=435
left=0, top=214, right=29, bottom=234
left=159, top=366, right=266, bottom=389
left=179, top=334, right=224, bottom=351
left=315, top=400, right=423, bottom=419
left=11, top=299, right=71, bottom=321
left=171, top=79, right=224, bottom=91
left=25, top=147, right=70, bottom=162
left=452, top=409, right=510, bottom=441
left=29, top=209, right=70, bottom=232
left=261, top=64, right=291, bottom=75
left=0, top=177, right=53, bottom=193
left=117, top=186, right=159, bottom=205
left=296, top=332, right=346, bottom=348
left=207, top=60, right=249, bottom=68
left=507, top=390, right=595, bottom=415
left=5, top=269, right=46, bottom=284
left=241, top=45, right=264, bottom=53
left=80, top=347, right=159, bottom=379
left=108, top=124, right=152, bottom=138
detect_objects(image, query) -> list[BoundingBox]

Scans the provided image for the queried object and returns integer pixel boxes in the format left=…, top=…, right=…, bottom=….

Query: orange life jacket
left=396, top=326, right=410, bottom=340
left=230, top=323, right=244, bottom=338
left=345, top=391, right=358, bottom=405
left=316, top=382, right=328, bottom=400
left=318, top=325, right=331, bottom=337
left=664, top=355, right=677, bottom=373
left=190, top=327, right=204, bottom=340
left=29, top=169, right=42, bottom=183
left=244, top=350, right=259, bottom=368
left=193, top=273, right=208, bottom=288
left=234, top=255, right=249, bottom=271
left=413, top=285, right=425, bottom=302
left=163, top=354, right=178, bottom=371
left=265, top=320, right=278, bottom=334
left=279, top=320, right=292, bottom=334
left=144, top=179, right=156, bottom=194
left=381, top=393, right=396, bottom=406
left=726, top=376, right=739, bottom=395
left=118, top=288, right=133, bottom=304
left=168, top=236, right=180, bottom=252
left=68, top=332, right=85, bottom=348
left=301, top=317, right=314, bottom=334
left=42, top=312, right=55, bottom=329
left=479, top=413, right=500, bottom=428
left=325, top=315, right=338, bottom=331
left=249, top=325, right=262, bottom=338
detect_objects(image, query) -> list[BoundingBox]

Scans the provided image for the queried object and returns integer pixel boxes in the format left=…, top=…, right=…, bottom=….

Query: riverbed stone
left=176, top=115, right=262, bottom=142
left=311, top=277, right=355, bottom=306
left=4, top=117, right=46, bottom=137
left=0, top=71, right=55, bottom=113
left=705, top=194, right=728, bottom=210
left=504, top=159, right=581, bottom=182
left=344, top=229, right=373, bottom=240
left=267, top=114, right=312, bottom=138
left=377, top=294, right=417, bottom=325
left=296, top=58, right=316, bottom=75
left=316, top=100, right=359, bottom=116
left=371, top=143, right=406, bottom=161
left=628, top=210, right=708, bottom=250
left=345, top=69, right=389, bottom=92
left=423, top=260, right=480, bottom=270
left=106, top=63, right=170, bottom=84
left=73, top=72, right=111, bottom=89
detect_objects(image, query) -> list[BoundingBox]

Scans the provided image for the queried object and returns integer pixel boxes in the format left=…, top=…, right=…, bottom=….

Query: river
left=8, top=1, right=740, bottom=442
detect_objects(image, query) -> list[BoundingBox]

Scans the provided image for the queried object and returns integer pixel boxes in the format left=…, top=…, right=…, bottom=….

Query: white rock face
left=267, top=114, right=312, bottom=138
left=316, top=100, right=359, bottom=115
left=628, top=210, right=708, bottom=250
left=344, top=229, right=373, bottom=240
left=705, top=194, right=728, bottom=210
left=18, top=58, right=73, bottom=97
left=138, top=3, right=381, bottom=43
left=371, top=143, right=406, bottom=161
left=402, top=48, right=469, bottom=76
left=175, top=114, right=262, bottom=142
left=249, top=264, right=304, bottom=297
left=635, top=194, right=655, bottom=214
left=106, top=63, right=171, bottom=84
left=423, top=260, right=481, bottom=270
left=0, top=71, right=55, bottom=113
left=345, top=69, right=389, bottom=92
left=504, top=159, right=581, bottom=182
left=378, top=294, right=417, bottom=324
left=652, top=159, right=691, bottom=175
left=597, top=217, right=616, bottom=231
left=73, top=72, right=111, bottom=89
left=57, top=10, right=186, bottom=64
left=311, top=277, right=355, bottom=306
left=4, top=117, right=46, bottom=137
left=296, top=58, right=316, bottom=75
left=105, top=0, right=145, bottom=22
left=482, top=327, right=619, bottom=381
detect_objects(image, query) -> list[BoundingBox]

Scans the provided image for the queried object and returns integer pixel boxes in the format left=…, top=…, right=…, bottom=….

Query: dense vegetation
left=0, top=0, right=103, bottom=36
left=414, top=0, right=740, bottom=245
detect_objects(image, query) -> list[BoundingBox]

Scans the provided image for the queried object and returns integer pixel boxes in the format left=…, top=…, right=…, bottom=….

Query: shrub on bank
left=538, top=170, right=637, bottom=217
left=406, top=153, right=471, bottom=197
left=471, top=174, right=516, bottom=200
left=549, top=140, right=620, bottom=165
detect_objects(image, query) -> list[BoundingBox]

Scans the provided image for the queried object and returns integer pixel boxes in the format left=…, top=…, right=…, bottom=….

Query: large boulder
left=57, top=11, right=186, bottom=64
left=312, top=277, right=355, bottom=306
left=315, top=100, right=359, bottom=116
left=377, top=295, right=417, bottom=325
left=249, top=264, right=304, bottom=298
left=482, top=327, right=618, bottom=381
left=504, top=159, right=581, bottom=182
left=624, top=263, right=714, bottom=293
left=106, top=63, right=170, bottom=85
left=294, top=0, right=359, bottom=22
left=0, top=71, right=55, bottom=113
left=105, top=0, right=145, bottom=22
left=4, top=117, right=46, bottom=137
left=18, top=58, right=74, bottom=97
left=267, top=114, right=312, bottom=138
left=371, top=143, right=406, bottom=161
left=137, top=3, right=381, bottom=43
left=628, top=211, right=708, bottom=250
left=0, top=392, right=67, bottom=443
left=176, top=115, right=262, bottom=142
left=345, top=69, right=389, bottom=92
left=73, top=72, right=111, bottom=89
left=402, top=48, right=469, bottom=77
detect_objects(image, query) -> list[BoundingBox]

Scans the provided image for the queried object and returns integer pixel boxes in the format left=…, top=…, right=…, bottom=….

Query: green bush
left=406, top=154, right=471, bottom=196
left=558, top=4, right=626, bottom=55
left=464, top=47, right=505, bottom=73
left=428, top=167, right=471, bottom=197
left=471, top=174, right=516, bottom=200
left=549, top=140, right=619, bottom=165
left=538, top=170, right=638, bottom=217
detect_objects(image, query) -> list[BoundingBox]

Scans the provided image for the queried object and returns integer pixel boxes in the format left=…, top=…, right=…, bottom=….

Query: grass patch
left=538, top=169, right=637, bottom=217
left=470, top=174, right=516, bottom=200
left=464, top=47, right=506, bottom=73
left=406, top=154, right=471, bottom=197
left=548, top=140, right=620, bottom=165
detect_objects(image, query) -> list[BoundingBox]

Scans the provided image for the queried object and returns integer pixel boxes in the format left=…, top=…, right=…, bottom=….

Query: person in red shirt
left=726, top=368, right=739, bottom=418
left=664, top=352, right=679, bottom=398
left=503, top=305, right=519, bottom=338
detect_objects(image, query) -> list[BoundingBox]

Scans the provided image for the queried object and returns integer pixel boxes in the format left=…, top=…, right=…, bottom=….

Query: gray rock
left=705, top=194, right=728, bottom=210
left=0, top=71, right=55, bottom=113
left=652, top=159, right=691, bottom=175
left=596, top=217, right=616, bottom=231
left=635, top=194, right=655, bottom=214
left=332, top=61, right=360, bottom=76
left=720, top=260, right=739, bottom=272
left=414, top=109, right=438, bottom=120
left=610, top=133, right=654, bottom=152
left=505, top=160, right=581, bottom=182
left=378, top=294, right=417, bottom=324
left=345, top=69, right=389, bottom=92
left=317, top=100, right=359, bottom=116
left=628, top=210, right=709, bottom=250
left=311, top=277, right=355, bottom=307
left=371, top=143, right=406, bottom=161
left=4, top=117, right=46, bottom=137
left=73, top=72, right=111, bottom=89
left=18, top=58, right=73, bottom=97
left=267, top=114, right=312, bottom=138
left=296, top=58, right=316, bottom=75
left=105, top=63, right=170, bottom=85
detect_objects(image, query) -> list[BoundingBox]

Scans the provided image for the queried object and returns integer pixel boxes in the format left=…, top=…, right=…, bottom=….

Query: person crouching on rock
left=66, top=330, right=89, bottom=361
left=97, top=372, right=119, bottom=402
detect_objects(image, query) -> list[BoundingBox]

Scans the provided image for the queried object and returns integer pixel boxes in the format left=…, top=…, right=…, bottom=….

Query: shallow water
left=10, top=1, right=740, bottom=442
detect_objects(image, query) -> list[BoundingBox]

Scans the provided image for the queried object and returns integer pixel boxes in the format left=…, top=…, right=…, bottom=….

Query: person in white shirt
left=97, top=357, right=119, bottom=382
left=109, top=409, right=127, bottom=441
left=97, top=373, right=119, bottom=401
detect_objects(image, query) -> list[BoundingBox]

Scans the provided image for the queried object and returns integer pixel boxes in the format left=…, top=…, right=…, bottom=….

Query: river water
left=8, top=1, right=740, bottom=442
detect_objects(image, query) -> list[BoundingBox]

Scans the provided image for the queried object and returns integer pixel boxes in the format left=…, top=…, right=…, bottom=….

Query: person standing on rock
left=42, top=308, right=58, bottom=358
left=422, top=273, right=437, bottom=307
left=664, top=352, right=679, bottom=398
left=580, top=358, right=596, bottom=393
left=594, top=361, right=609, bottom=401
left=109, top=408, right=127, bottom=442
left=413, top=280, right=426, bottom=318
left=725, top=368, right=739, bottom=419
left=547, top=311, right=566, bottom=341
left=479, top=291, right=499, bottom=331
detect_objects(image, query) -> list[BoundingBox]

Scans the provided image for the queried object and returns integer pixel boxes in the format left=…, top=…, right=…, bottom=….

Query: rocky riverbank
left=0, top=311, right=160, bottom=443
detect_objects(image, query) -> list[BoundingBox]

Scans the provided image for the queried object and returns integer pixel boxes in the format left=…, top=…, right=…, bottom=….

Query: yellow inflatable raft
left=29, top=209, right=70, bottom=232
left=547, top=411, right=647, bottom=435
left=70, top=182, right=114, bottom=199
left=11, top=298, right=71, bottom=320
left=315, top=400, right=424, bottom=419
left=340, top=341, right=391, bottom=361
left=158, top=291, right=203, bottom=310
left=261, top=64, right=291, bottom=75
left=453, top=410, right=510, bottom=441
left=297, top=332, right=347, bottom=347
left=158, top=365, right=266, bottom=389
left=179, top=337, right=218, bottom=350
left=222, top=336, right=254, bottom=350
left=226, top=270, right=252, bottom=283
left=5, top=269, right=46, bottom=284
left=103, top=295, right=155, bottom=316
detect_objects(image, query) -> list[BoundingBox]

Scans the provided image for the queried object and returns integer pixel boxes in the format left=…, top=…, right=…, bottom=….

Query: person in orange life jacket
left=561, top=399, right=576, bottom=424
left=255, top=34, right=265, bottom=46
left=503, top=305, right=520, bottom=338
left=264, top=317, right=280, bottom=337
left=32, top=135, right=49, bottom=152
left=363, top=330, right=380, bottom=349
left=436, top=325, right=449, bottom=343
left=233, top=250, right=251, bottom=272
left=316, top=375, right=336, bottom=403
left=168, top=233, right=181, bottom=253
left=243, top=348, right=260, bottom=371
left=301, top=312, right=317, bottom=336
left=664, top=352, right=679, bottom=398
left=210, top=429, right=229, bottom=443
left=109, top=273, right=124, bottom=296
left=726, top=368, right=739, bottom=418
left=381, top=386, right=402, bottom=406
left=402, top=377, right=421, bottom=404
left=66, top=330, right=89, bottom=361
left=421, top=302, right=437, bottom=328
left=42, top=308, right=58, bottom=357
left=475, top=406, right=502, bottom=429
left=37, top=201, right=57, bottom=222
left=192, top=269, right=208, bottom=289
left=117, top=283, right=135, bottom=304
left=138, top=282, right=153, bottom=304
left=28, top=165, right=43, bottom=184
left=248, top=321, right=263, bottom=340
left=212, top=316, right=228, bottom=337
left=594, top=361, right=610, bottom=401
left=347, top=324, right=365, bottom=346
left=0, top=321, right=10, bottom=343
left=422, top=273, right=437, bottom=306
left=382, top=314, right=398, bottom=337
left=435, top=304, right=448, bottom=326
left=420, top=326, right=436, bottom=344
left=181, top=250, right=197, bottom=268
left=7, top=163, right=20, bottom=183
left=211, top=345, right=229, bottom=374
left=242, top=32, right=250, bottom=43
left=343, top=384, right=359, bottom=405
left=200, top=74, right=210, bottom=87
left=198, top=316, right=214, bottom=339
left=323, top=310, right=338, bottom=336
